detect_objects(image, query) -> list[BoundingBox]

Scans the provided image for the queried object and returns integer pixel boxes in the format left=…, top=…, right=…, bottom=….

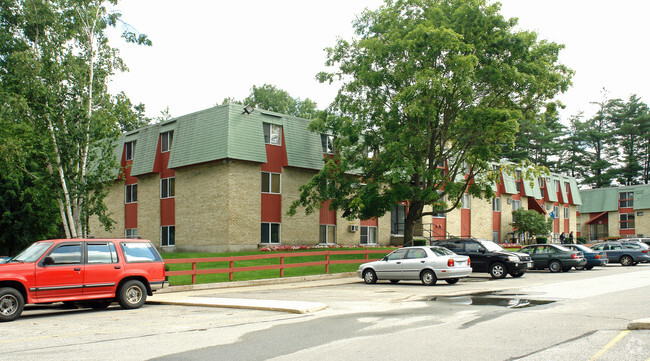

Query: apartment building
left=90, top=103, right=582, bottom=251
left=577, top=184, right=650, bottom=240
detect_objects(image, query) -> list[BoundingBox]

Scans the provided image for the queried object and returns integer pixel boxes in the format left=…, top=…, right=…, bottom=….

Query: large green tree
left=289, top=0, right=572, bottom=244
left=0, top=0, right=149, bottom=240
left=607, top=95, right=650, bottom=185
left=511, top=208, right=552, bottom=243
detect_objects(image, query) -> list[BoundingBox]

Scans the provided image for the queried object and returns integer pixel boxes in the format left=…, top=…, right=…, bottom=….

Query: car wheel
left=489, top=262, right=507, bottom=279
left=0, top=287, right=24, bottom=322
left=118, top=280, right=147, bottom=309
left=549, top=260, right=562, bottom=273
left=575, top=265, right=585, bottom=270
left=509, top=272, right=524, bottom=278
left=445, top=278, right=459, bottom=285
left=362, top=269, right=377, bottom=284
left=620, top=255, right=634, bottom=266
left=585, top=266, right=594, bottom=270
left=389, top=280, right=399, bottom=284
left=420, top=270, right=437, bottom=286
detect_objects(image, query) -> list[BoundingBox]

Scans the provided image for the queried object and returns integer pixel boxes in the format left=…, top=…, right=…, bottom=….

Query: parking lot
left=4, top=264, right=650, bottom=360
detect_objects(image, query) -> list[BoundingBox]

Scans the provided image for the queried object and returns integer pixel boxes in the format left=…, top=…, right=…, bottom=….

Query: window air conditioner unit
left=348, top=225, right=359, bottom=232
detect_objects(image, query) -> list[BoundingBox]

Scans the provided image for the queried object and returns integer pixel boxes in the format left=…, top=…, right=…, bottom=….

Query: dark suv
left=432, top=238, right=533, bottom=278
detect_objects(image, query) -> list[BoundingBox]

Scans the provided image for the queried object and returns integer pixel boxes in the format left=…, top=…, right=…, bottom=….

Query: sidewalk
left=147, top=273, right=357, bottom=313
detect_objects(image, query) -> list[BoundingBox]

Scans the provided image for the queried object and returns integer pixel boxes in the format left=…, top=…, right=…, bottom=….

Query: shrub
left=536, top=236, right=547, bottom=244
left=577, top=236, right=587, bottom=244
left=412, top=239, right=427, bottom=246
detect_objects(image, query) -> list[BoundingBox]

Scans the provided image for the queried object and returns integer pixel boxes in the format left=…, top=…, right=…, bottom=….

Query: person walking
left=559, top=232, right=566, bottom=244
left=568, top=231, right=574, bottom=244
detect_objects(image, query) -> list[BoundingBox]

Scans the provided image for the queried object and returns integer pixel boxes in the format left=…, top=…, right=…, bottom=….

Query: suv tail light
left=448, top=258, right=455, bottom=267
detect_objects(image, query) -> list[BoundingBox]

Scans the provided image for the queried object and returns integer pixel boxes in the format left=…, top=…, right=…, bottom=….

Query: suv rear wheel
left=0, top=287, right=24, bottom=322
left=118, top=280, right=147, bottom=309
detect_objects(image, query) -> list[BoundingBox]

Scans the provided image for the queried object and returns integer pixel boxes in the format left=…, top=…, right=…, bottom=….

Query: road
left=3, top=264, right=650, bottom=361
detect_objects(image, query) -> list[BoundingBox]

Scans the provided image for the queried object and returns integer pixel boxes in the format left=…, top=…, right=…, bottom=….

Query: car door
left=606, top=244, right=624, bottom=262
left=373, top=249, right=408, bottom=279
left=533, top=246, right=552, bottom=268
left=34, top=242, right=84, bottom=302
left=83, top=241, right=124, bottom=298
left=464, top=241, right=487, bottom=272
left=400, top=248, right=429, bottom=280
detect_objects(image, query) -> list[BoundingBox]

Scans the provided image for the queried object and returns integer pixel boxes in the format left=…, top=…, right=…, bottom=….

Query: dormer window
left=263, top=123, right=282, bottom=146
left=125, top=141, right=135, bottom=161
left=161, top=131, right=173, bottom=152
left=321, top=134, right=334, bottom=154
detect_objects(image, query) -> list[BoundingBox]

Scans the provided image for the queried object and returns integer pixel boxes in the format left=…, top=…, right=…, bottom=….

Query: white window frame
left=125, top=141, right=135, bottom=161
left=564, top=207, right=569, bottom=219
left=461, top=193, right=471, bottom=209
left=620, top=213, right=635, bottom=229
left=360, top=226, right=377, bottom=245
left=492, top=197, right=501, bottom=212
left=512, top=199, right=521, bottom=222
left=125, top=184, right=137, bottom=204
left=161, top=225, right=175, bottom=246
left=125, top=228, right=138, bottom=239
left=161, top=177, right=175, bottom=199
left=319, top=224, right=336, bottom=244
left=161, top=131, right=173, bottom=153
left=619, top=192, right=634, bottom=208
left=261, top=223, right=281, bottom=244
left=261, top=172, right=281, bottom=194
left=263, top=123, right=282, bottom=146
left=321, top=134, right=335, bottom=154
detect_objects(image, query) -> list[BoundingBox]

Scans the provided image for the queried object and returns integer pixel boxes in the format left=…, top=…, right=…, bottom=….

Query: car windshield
left=476, top=240, right=505, bottom=252
left=10, top=242, right=53, bottom=263
left=429, top=246, right=454, bottom=256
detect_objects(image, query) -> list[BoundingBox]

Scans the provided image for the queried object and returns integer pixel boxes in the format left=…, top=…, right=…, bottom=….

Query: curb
left=628, top=318, right=650, bottom=330
left=147, top=297, right=328, bottom=314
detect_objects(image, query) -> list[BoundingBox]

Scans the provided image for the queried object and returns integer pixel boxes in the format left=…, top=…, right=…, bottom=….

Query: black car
left=432, top=238, right=533, bottom=279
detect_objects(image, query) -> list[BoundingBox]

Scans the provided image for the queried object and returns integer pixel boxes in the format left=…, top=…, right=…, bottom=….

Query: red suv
left=0, top=238, right=168, bottom=322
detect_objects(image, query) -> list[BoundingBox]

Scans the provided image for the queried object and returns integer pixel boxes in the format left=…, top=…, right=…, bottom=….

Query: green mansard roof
left=580, top=184, right=650, bottom=213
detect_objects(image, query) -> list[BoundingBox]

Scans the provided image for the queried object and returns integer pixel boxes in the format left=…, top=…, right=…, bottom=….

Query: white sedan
left=357, top=246, right=472, bottom=285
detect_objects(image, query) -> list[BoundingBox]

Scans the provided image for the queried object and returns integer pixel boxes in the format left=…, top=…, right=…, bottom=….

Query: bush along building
left=577, top=184, right=650, bottom=240
left=90, top=104, right=582, bottom=251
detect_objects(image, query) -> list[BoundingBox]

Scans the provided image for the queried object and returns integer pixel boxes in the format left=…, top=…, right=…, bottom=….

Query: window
left=261, top=223, right=281, bottom=244
left=465, top=241, right=481, bottom=252
left=125, top=184, right=138, bottom=204
left=263, top=123, right=282, bottom=146
left=512, top=199, right=521, bottom=222
left=433, top=191, right=446, bottom=218
left=261, top=172, right=281, bottom=194
left=554, top=180, right=560, bottom=193
left=538, top=177, right=545, bottom=188
left=360, top=226, right=377, bottom=244
left=564, top=207, right=569, bottom=220
left=161, top=225, right=175, bottom=246
left=554, top=206, right=559, bottom=218
left=161, top=131, right=173, bottom=152
left=47, top=243, right=82, bottom=265
left=319, top=224, right=336, bottom=244
left=492, top=197, right=501, bottom=212
left=619, top=192, right=634, bottom=208
left=125, top=141, right=135, bottom=161
left=492, top=231, right=499, bottom=243
left=515, top=170, right=522, bottom=192
left=161, top=177, right=175, bottom=199
left=406, top=248, right=427, bottom=259
left=391, top=204, right=406, bottom=235
left=620, top=213, right=635, bottom=229
left=321, top=134, right=335, bottom=154
left=87, top=243, right=118, bottom=264
left=121, top=242, right=163, bottom=262
left=386, top=249, right=408, bottom=261
left=461, top=193, right=470, bottom=209
left=125, top=228, right=138, bottom=239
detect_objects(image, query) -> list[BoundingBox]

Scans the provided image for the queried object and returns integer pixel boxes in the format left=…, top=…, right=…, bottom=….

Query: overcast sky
left=108, top=0, right=650, bottom=124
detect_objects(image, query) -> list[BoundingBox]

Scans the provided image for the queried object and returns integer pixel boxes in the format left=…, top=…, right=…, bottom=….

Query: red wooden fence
left=164, top=248, right=392, bottom=284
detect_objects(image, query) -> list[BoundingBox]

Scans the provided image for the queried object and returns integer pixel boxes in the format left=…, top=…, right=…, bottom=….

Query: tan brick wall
left=281, top=167, right=319, bottom=245
left=137, top=174, right=161, bottom=245
left=446, top=207, right=461, bottom=238
left=609, top=212, right=620, bottom=237
left=377, top=214, right=391, bottom=245
left=636, top=210, right=649, bottom=237
left=89, top=181, right=124, bottom=238
left=225, top=161, right=260, bottom=251
left=471, top=197, right=493, bottom=240
left=174, top=162, right=229, bottom=251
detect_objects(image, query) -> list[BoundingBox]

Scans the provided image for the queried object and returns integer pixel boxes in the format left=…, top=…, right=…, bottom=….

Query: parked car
left=432, top=238, right=532, bottom=279
left=518, top=244, right=587, bottom=272
left=590, top=241, right=650, bottom=266
left=0, top=238, right=168, bottom=322
left=620, top=238, right=650, bottom=247
left=562, top=244, right=608, bottom=270
left=357, top=246, right=471, bottom=286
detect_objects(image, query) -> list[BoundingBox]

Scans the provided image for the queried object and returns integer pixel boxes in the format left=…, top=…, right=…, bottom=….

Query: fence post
left=229, top=258, right=234, bottom=281
left=191, top=262, right=197, bottom=284
left=280, top=256, right=285, bottom=277
left=365, top=247, right=369, bottom=260
left=325, top=252, right=330, bottom=274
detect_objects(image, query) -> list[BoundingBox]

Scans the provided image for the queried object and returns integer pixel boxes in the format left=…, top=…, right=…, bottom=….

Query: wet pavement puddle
left=428, top=291, right=555, bottom=309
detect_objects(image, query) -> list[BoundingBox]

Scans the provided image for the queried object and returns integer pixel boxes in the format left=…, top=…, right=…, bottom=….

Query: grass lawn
left=161, top=248, right=394, bottom=286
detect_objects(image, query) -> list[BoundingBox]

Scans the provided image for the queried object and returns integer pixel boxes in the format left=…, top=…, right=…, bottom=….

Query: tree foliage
left=223, top=84, right=319, bottom=119
left=511, top=208, right=552, bottom=243
left=0, top=0, right=150, bottom=242
left=289, top=0, right=572, bottom=244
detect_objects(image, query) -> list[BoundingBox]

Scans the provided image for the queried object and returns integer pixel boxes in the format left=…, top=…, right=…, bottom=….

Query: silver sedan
left=357, top=246, right=472, bottom=285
